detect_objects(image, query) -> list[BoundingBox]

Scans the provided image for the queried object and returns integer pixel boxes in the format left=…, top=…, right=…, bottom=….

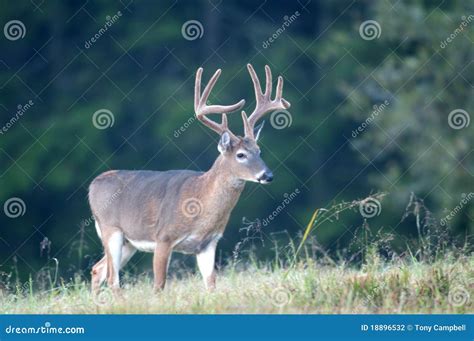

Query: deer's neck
left=200, top=155, right=245, bottom=208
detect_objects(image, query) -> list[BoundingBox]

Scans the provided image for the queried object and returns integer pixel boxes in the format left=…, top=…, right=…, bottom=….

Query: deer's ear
left=254, top=121, right=265, bottom=141
left=218, top=131, right=232, bottom=153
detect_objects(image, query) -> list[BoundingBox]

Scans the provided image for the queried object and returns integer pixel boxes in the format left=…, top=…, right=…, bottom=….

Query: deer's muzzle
left=257, top=170, right=273, bottom=184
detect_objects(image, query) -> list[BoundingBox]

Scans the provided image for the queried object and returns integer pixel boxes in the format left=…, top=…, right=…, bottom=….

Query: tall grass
left=0, top=252, right=472, bottom=314
left=0, top=193, right=472, bottom=314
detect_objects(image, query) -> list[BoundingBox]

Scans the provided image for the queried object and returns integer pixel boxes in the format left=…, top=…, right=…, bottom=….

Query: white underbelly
left=173, top=233, right=222, bottom=254
left=126, top=233, right=222, bottom=254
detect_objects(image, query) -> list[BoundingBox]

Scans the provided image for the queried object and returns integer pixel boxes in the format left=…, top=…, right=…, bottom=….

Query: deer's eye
left=236, top=152, right=246, bottom=159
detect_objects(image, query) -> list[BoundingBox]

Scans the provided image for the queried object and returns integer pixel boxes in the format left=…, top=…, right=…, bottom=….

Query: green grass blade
left=294, top=208, right=319, bottom=258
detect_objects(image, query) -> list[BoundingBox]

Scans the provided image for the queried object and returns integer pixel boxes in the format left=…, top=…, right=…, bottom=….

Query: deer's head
left=194, top=64, right=291, bottom=184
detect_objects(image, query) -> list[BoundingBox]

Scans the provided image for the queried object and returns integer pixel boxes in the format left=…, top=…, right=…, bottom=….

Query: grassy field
left=1, top=253, right=472, bottom=314
left=1, top=196, right=472, bottom=314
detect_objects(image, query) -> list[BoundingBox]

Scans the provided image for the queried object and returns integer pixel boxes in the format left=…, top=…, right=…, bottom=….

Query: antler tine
left=247, top=64, right=263, bottom=102
left=199, top=69, right=221, bottom=111
left=194, top=67, right=203, bottom=112
left=245, top=64, right=291, bottom=138
left=264, top=65, right=272, bottom=97
left=241, top=110, right=252, bottom=137
left=194, top=67, right=245, bottom=137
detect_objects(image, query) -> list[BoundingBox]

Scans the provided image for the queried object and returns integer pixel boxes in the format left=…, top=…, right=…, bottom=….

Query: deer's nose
left=258, top=171, right=273, bottom=184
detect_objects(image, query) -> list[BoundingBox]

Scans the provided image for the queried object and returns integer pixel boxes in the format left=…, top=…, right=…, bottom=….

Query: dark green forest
left=0, top=0, right=472, bottom=282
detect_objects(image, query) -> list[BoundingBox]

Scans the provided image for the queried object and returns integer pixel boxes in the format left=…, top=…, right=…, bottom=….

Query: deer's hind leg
left=106, top=229, right=124, bottom=291
left=91, top=241, right=136, bottom=294
left=94, top=225, right=126, bottom=293
left=91, top=255, right=107, bottom=294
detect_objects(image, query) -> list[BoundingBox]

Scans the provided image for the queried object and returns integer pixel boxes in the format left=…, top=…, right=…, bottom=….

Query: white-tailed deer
left=89, top=64, right=290, bottom=293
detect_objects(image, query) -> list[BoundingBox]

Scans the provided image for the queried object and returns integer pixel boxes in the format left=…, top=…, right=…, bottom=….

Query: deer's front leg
left=153, top=242, right=172, bottom=292
left=196, top=240, right=218, bottom=290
